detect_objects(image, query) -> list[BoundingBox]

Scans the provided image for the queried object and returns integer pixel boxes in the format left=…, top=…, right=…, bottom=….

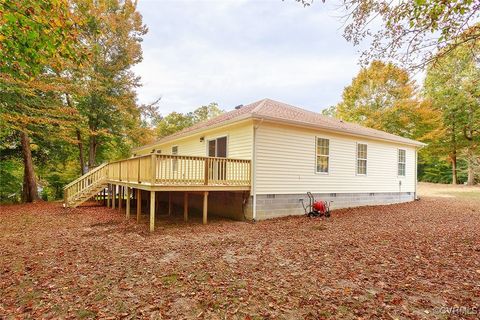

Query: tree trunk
left=65, top=94, right=87, bottom=176
left=77, top=129, right=86, bottom=175
left=20, top=131, right=39, bottom=202
left=451, top=115, right=457, bottom=185
left=463, top=110, right=475, bottom=186
left=88, top=135, right=97, bottom=170
left=451, top=154, right=457, bottom=185
left=466, top=146, right=475, bottom=186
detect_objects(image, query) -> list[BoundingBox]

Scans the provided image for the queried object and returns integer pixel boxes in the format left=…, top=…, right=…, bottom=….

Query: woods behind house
left=0, top=1, right=479, bottom=203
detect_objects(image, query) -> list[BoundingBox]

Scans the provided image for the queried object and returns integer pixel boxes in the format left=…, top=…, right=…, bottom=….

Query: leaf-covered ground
left=1, top=197, right=479, bottom=319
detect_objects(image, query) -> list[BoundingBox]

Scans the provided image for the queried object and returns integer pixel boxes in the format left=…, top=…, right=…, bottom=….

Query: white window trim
left=206, top=135, right=229, bottom=158
left=315, top=136, right=330, bottom=175
left=356, top=142, right=368, bottom=176
left=398, top=148, right=406, bottom=177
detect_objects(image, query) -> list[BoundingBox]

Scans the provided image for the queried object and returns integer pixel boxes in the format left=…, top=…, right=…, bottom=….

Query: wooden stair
left=64, top=163, right=109, bottom=208
left=66, top=182, right=107, bottom=208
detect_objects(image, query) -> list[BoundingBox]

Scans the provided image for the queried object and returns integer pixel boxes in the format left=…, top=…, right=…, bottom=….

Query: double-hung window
left=316, top=138, right=329, bottom=173
left=398, top=149, right=406, bottom=176
left=356, top=143, right=367, bottom=175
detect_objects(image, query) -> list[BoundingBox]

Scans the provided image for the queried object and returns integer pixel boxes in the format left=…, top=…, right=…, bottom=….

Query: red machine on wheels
left=301, top=192, right=331, bottom=218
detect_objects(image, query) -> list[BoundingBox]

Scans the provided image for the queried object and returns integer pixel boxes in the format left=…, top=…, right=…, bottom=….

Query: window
left=172, top=146, right=178, bottom=171
left=398, top=149, right=406, bottom=176
left=357, top=143, right=367, bottom=175
left=316, top=138, right=329, bottom=173
left=207, top=136, right=227, bottom=157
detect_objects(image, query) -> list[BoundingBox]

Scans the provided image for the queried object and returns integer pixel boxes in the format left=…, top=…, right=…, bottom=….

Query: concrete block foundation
left=245, top=192, right=415, bottom=220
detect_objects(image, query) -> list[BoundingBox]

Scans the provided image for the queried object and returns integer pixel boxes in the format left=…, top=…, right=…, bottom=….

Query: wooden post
left=119, top=186, right=123, bottom=211
left=150, top=191, right=156, bottom=232
left=126, top=187, right=130, bottom=219
left=204, top=158, right=209, bottom=185
left=107, top=184, right=111, bottom=208
left=136, top=189, right=141, bottom=222
left=168, top=192, right=172, bottom=216
left=203, top=191, right=208, bottom=225
left=112, top=185, right=116, bottom=209
left=151, top=154, right=156, bottom=185
left=183, top=192, right=188, bottom=222
left=103, top=188, right=106, bottom=206
left=137, top=157, right=141, bottom=183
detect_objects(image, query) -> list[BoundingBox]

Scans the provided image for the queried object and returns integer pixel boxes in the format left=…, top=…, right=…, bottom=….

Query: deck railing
left=107, top=154, right=251, bottom=186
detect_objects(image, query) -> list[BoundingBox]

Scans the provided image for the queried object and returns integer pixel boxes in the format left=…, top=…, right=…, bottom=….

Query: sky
left=133, top=0, right=363, bottom=115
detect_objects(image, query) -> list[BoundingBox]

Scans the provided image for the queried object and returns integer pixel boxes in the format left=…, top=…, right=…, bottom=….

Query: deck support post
left=119, top=186, right=123, bottom=211
left=103, top=188, right=106, bottom=206
left=126, top=187, right=130, bottom=219
left=136, top=189, right=141, bottom=222
left=168, top=192, right=172, bottom=216
left=183, top=192, right=188, bottom=222
left=203, top=191, right=209, bottom=225
left=112, top=185, right=116, bottom=209
left=150, top=191, right=156, bottom=232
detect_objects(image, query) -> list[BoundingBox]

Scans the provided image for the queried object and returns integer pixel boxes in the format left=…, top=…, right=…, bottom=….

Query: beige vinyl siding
left=255, top=122, right=417, bottom=194
left=134, top=121, right=253, bottom=160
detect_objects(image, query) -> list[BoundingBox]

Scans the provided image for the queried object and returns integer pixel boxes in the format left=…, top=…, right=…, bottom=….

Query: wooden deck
left=63, top=154, right=251, bottom=231
left=107, top=154, right=251, bottom=191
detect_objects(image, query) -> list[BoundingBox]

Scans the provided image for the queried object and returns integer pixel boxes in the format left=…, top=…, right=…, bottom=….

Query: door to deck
left=208, top=137, right=227, bottom=181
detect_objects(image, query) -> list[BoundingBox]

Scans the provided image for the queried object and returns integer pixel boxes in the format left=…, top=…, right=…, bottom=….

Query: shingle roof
left=136, top=98, right=424, bottom=151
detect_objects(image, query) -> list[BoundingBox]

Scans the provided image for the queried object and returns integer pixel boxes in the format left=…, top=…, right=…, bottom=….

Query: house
left=64, top=98, right=425, bottom=231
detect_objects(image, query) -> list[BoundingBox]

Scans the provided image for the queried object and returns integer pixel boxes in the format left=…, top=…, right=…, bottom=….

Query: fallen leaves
left=0, top=197, right=479, bottom=319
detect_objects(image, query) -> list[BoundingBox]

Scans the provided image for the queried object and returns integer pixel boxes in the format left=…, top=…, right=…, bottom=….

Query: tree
left=189, top=103, right=224, bottom=123
left=297, top=1, right=479, bottom=69
left=424, top=42, right=480, bottom=185
left=330, top=61, right=440, bottom=140
left=156, top=103, right=224, bottom=138
left=156, top=112, right=194, bottom=138
left=67, top=0, right=148, bottom=169
left=0, top=76, right=79, bottom=201
left=0, top=0, right=82, bottom=78
left=0, top=0, right=82, bottom=202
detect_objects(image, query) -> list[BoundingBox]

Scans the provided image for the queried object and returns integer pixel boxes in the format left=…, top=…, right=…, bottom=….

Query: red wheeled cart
left=300, top=192, right=332, bottom=218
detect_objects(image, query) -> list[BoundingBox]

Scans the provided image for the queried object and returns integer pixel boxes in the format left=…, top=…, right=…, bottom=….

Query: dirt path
left=1, top=197, right=479, bottom=319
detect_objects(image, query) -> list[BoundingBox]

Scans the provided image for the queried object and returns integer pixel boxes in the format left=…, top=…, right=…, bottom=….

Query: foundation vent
left=266, top=194, right=276, bottom=199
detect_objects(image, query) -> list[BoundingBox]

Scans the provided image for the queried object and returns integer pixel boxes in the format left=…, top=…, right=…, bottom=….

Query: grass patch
left=312, top=224, right=327, bottom=231
left=76, top=308, right=97, bottom=319
left=161, top=273, right=178, bottom=286
left=444, top=191, right=480, bottom=200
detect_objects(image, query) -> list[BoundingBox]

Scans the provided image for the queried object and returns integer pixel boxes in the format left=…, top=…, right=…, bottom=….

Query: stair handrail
left=63, top=162, right=109, bottom=190
left=63, top=163, right=109, bottom=206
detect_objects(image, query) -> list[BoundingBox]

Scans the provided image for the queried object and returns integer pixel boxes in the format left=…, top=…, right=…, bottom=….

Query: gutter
left=250, top=115, right=426, bottom=148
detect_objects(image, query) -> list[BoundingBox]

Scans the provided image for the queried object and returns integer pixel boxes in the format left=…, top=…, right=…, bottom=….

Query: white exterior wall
left=254, top=122, right=417, bottom=195
left=135, top=120, right=253, bottom=160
